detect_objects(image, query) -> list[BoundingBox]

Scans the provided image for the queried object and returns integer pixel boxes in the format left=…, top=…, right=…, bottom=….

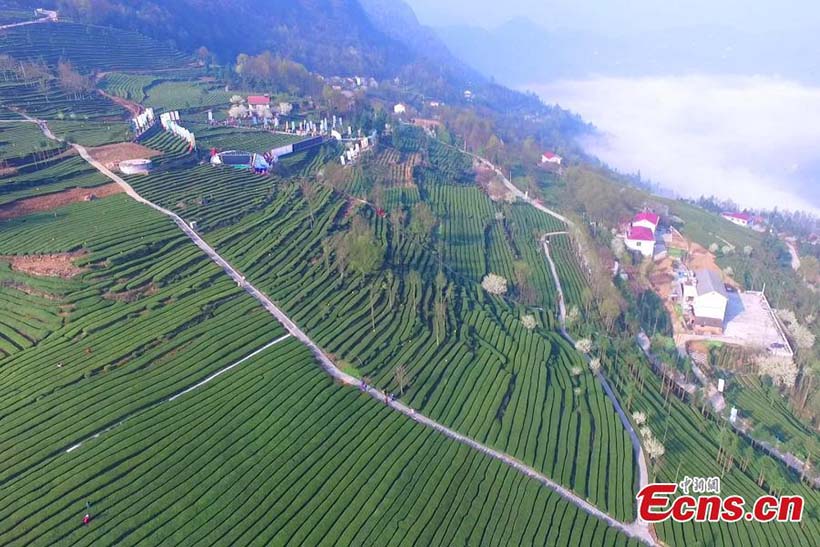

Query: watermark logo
left=637, top=478, right=804, bottom=523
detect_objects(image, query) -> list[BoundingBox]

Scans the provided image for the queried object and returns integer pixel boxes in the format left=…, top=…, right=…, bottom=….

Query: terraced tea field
left=0, top=195, right=288, bottom=484
left=98, top=73, right=158, bottom=103
left=112, top=117, right=639, bottom=520
left=1, top=331, right=641, bottom=547
left=0, top=154, right=109, bottom=204
left=0, top=122, right=66, bottom=167
left=602, top=340, right=820, bottom=546
left=46, top=120, right=131, bottom=147
left=144, top=81, right=233, bottom=112
left=0, top=168, right=641, bottom=547
left=194, top=124, right=305, bottom=152
left=0, top=76, right=127, bottom=121
left=0, top=22, right=188, bottom=72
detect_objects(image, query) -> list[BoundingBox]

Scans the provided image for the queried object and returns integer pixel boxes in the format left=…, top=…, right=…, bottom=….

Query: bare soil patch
left=402, top=152, right=421, bottom=186
left=86, top=142, right=161, bottom=168
left=648, top=256, right=676, bottom=300
left=476, top=163, right=512, bottom=202
left=0, top=251, right=87, bottom=278
left=667, top=228, right=739, bottom=289
left=0, top=183, right=123, bottom=220
left=98, top=89, right=142, bottom=117
left=104, top=283, right=158, bottom=302
left=0, top=280, right=59, bottom=300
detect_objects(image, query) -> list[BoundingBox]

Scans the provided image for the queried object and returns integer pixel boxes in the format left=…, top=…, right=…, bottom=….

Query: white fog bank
left=528, top=75, right=820, bottom=215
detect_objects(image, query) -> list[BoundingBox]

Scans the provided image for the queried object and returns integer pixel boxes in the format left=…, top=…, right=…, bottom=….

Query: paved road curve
left=542, top=234, right=654, bottom=542
left=22, top=115, right=655, bottom=545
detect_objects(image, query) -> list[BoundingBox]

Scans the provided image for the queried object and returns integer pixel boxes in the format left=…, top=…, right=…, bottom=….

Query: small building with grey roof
left=693, top=269, right=728, bottom=330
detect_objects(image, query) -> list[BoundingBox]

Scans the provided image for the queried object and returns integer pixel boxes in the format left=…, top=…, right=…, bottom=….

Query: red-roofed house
left=625, top=225, right=656, bottom=257
left=541, top=151, right=562, bottom=165
left=633, top=211, right=660, bottom=233
left=721, top=211, right=751, bottom=227
left=247, top=95, right=271, bottom=106
left=247, top=95, right=271, bottom=117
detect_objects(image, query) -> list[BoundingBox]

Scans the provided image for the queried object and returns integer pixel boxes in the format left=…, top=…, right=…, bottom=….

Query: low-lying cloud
left=529, top=75, right=820, bottom=215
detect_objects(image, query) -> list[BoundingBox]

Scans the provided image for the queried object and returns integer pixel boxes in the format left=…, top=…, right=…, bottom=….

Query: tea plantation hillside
left=0, top=184, right=641, bottom=547
left=0, top=196, right=288, bottom=481
left=0, top=22, right=188, bottom=72
left=130, top=125, right=820, bottom=546
left=0, top=11, right=817, bottom=547
left=125, top=129, right=638, bottom=521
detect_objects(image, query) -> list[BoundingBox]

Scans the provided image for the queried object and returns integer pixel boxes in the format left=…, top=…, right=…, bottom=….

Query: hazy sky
left=530, top=75, right=820, bottom=214
left=406, top=0, right=820, bottom=32
left=406, top=1, right=820, bottom=214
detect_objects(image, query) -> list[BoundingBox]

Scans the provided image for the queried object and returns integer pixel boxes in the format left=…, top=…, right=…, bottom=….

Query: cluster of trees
left=322, top=214, right=384, bottom=281
left=0, top=54, right=94, bottom=99
left=56, top=61, right=94, bottom=99
left=562, top=166, right=644, bottom=230
left=234, top=52, right=322, bottom=97
left=567, top=219, right=625, bottom=333
left=0, top=54, right=50, bottom=89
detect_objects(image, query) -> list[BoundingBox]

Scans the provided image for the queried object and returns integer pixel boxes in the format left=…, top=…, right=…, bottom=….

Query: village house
left=692, top=269, right=728, bottom=332
left=541, top=151, right=562, bottom=166
left=623, top=211, right=662, bottom=258
left=721, top=211, right=752, bottom=227
left=247, top=95, right=271, bottom=116
left=393, top=103, right=407, bottom=115
left=624, top=225, right=656, bottom=257
left=632, top=211, right=660, bottom=233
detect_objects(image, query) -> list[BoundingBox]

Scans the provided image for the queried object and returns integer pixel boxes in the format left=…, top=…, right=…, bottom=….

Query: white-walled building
left=632, top=211, right=660, bottom=234
left=624, top=226, right=655, bottom=257
left=692, top=269, right=728, bottom=330
left=721, top=212, right=751, bottom=227
left=393, top=103, right=407, bottom=115
left=541, top=151, right=562, bottom=165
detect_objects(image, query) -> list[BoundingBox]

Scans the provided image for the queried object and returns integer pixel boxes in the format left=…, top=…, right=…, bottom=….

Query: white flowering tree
left=570, top=366, right=583, bottom=377
left=790, top=322, right=816, bottom=350
left=257, top=105, right=274, bottom=119
left=228, top=104, right=248, bottom=119
left=756, top=355, right=798, bottom=388
left=229, top=94, right=244, bottom=105
left=632, top=411, right=647, bottom=426
left=777, top=309, right=798, bottom=325
left=588, top=357, right=601, bottom=374
left=566, top=306, right=581, bottom=327
left=645, top=435, right=666, bottom=461
left=709, top=243, right=719, bottom=253
left=521, top=314, right=537, bottom=330
left=776, top=309, right=816, bottom=349
left=481, top=273, right=508, bottom=295
left=574, top=338, right=593, bottom=354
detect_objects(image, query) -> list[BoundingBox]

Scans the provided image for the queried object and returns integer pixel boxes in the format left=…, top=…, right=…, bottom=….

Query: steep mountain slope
left=358, top=0, right=466, bottom=73
left=50, top=0, right=412, bottom=77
